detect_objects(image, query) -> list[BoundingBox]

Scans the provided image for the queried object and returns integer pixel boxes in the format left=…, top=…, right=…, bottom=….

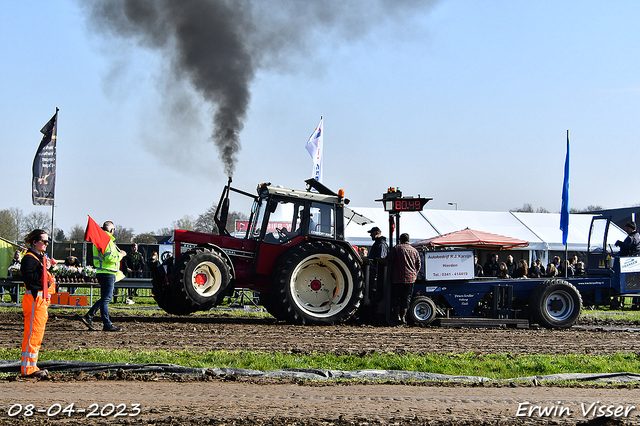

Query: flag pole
left=563, top=130, right=570, bottom=278
left=50, top=204, right=54, bottom=258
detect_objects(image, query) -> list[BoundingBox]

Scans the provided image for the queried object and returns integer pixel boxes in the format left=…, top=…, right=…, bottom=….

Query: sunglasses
left=39, top=239, right=50, bottom=245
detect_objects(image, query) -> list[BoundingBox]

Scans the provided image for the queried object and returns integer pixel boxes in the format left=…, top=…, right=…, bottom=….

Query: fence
left=0, top=278, right=153, bottom=306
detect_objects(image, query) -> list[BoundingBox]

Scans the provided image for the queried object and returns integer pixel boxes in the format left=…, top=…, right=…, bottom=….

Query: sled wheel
left=530, top=279, right=582, bottom=329
left=172, top=247, right=232, bottom=311
left=409, top=296, right=437, bottom=326
left=275, top=241, right=364, bottom=325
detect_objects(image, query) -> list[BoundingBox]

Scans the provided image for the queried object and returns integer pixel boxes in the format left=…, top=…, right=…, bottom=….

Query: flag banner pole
left=32, top=108, right=58, bottom=206
left=304, top=116, right=323, bottom=184
left=560, top=130, right=570, bottom=277
left=50, top=204, right=55, bottom=258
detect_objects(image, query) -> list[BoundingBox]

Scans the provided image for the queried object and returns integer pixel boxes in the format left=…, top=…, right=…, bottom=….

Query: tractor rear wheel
left=148, top=260, right=193, bottom=315
left=274, top=241, right=364, bottom=325
left=171, top=247, right=232, bottom=311
left=259, top=291, right=288, bottom=321
left=530, top=279, right=582, bottom=329
left=409, top=296, right=437, bottom=326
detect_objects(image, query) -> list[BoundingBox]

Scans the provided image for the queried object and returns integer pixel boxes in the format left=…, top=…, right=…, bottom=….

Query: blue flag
left=560, top=131, right=570, bottom=245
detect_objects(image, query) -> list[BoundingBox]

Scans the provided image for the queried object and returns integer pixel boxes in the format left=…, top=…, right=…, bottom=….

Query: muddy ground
left=1, top=311, right=640, bottom=425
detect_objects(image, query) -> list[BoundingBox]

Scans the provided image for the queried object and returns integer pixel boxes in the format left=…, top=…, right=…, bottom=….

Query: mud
left=1, top=311, right=640, bottom=425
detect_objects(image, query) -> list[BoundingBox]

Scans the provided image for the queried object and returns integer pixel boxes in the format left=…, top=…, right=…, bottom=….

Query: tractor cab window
left=262, top=199, right=305, bottom=245
left=309, top=202, right=335, bottom=238
left=248, top=198, right=268, bottom=240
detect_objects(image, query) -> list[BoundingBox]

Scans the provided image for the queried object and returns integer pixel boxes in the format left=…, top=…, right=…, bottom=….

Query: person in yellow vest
left=20, top=229, right=57, bottom=378
left=80, top=221, right=125, bottom=332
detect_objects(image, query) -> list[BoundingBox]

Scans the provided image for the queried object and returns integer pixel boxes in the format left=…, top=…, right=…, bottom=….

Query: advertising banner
left=425, top=250, right=474, bottom=281
left=32, top=109, right=58, bottom=206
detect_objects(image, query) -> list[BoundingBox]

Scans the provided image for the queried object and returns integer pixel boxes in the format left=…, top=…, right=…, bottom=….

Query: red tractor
left=150, top=179, right=369, bottom=325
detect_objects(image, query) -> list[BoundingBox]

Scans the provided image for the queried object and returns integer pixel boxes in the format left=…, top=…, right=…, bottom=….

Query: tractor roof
left=262, top=184, right=345, bottom=205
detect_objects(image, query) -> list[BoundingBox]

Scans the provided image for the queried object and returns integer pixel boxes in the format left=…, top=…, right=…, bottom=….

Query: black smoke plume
left=86, top=0, right=438, bottom=177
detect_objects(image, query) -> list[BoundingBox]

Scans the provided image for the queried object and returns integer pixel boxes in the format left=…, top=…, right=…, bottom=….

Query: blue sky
left=1, top=0, right=638, bottom=236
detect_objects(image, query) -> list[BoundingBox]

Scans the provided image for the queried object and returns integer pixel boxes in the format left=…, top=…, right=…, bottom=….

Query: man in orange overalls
left=20, top=229, right=56, bottom=378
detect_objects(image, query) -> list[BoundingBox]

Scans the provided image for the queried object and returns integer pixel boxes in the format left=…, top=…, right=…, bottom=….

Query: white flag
left=304, top=117, right=323, bottom=183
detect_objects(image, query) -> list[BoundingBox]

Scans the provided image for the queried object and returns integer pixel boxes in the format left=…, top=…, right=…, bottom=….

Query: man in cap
left=615, top=222, right=640, bottom=256
left=366, top=226, right=388, bottom=302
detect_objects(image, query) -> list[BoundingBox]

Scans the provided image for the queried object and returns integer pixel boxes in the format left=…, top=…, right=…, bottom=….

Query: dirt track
left=1, top=311, right=640, bottom=425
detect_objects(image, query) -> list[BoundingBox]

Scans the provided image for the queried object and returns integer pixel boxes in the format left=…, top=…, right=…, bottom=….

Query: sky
left=1, top=0, right=639, bottom=237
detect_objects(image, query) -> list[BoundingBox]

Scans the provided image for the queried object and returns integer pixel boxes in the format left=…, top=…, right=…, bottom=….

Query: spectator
left=505, top=254, right=516, bottom=276
left=528, top=259, right=543, bottom=278
left=546, top=263, right=558, bottom=278
left=483, top=253, right=500, bottom=277
left=512, top=259, right=528, bottom=279
left=125, top=243, right=145, bottom=278
left=575, top=261, right=585, bottom=276
left=615, top=222, right=640, bottom=256
left=559, top=259, right=574, bottom=278
left=124, top=243, right=145, bottom=303
left=63, top=255, right=82, bottom=295
left=359, top=246, right=368, bottom=259
left=386, top=233, right=421, bottom=325
left=474, top=254, right=483, bottom=277
left=497, top=262, right=510, bottom=279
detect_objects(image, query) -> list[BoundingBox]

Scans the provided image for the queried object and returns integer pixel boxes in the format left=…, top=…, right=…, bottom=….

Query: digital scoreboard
left=377, top=188, right=432, bottom=213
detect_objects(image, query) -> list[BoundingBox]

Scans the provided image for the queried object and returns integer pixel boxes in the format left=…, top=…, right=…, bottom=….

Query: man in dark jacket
left=616, top=222, right=640, bottom=256
left=367, top=227, right=388, bottom=302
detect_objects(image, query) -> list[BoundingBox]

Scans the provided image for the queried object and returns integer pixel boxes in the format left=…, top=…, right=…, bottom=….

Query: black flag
left=32, top=108, right=58, bottom=206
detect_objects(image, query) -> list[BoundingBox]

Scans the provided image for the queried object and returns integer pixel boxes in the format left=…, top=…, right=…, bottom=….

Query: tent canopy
left=412, top=227, right=529, bottom=250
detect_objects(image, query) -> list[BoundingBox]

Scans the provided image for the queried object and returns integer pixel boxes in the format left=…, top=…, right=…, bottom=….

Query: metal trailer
left=407, top=215, right=640, bottom=328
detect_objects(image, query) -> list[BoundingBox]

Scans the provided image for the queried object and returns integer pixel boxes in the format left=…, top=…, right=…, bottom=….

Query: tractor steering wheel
left=276, top=227, right=288, bottom=240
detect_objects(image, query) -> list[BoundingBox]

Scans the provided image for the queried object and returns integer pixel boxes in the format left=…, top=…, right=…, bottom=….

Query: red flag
left=84, top=215, right=111, bottom=254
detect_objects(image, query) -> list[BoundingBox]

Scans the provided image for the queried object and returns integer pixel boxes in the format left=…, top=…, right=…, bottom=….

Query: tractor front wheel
left=171, top=248, right=232, bottom=311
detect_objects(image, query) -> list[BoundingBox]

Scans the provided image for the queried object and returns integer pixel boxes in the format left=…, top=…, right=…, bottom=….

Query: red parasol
left=412, top=228, right=529, bottom=250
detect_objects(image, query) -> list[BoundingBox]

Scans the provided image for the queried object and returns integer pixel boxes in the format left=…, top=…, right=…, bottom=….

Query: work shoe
left=103, top=324, right=123, bottom=332
left=24, top=369, right=48, bottom=378
left=79, top=314, right=97, bottom=331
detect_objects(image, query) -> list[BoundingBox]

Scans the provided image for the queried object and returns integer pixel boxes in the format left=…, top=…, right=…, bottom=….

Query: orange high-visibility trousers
left=21, top=291, right=49, bottom=376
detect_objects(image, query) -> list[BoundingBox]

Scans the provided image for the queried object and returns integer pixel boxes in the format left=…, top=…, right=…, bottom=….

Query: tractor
left=149, top=178, right=371, bottom=325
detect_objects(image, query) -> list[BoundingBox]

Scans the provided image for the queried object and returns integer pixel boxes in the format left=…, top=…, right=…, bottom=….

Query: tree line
left=510, top=203, right=605, bottom=214
left=0, top=204, right=247, bottom=246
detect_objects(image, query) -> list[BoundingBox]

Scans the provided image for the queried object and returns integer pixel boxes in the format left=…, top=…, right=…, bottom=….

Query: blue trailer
left=407, top=216, right=640, bottom=329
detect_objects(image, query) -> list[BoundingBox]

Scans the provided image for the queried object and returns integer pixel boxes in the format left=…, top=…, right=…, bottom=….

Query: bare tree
left=133, top=233, right=157, bottom=244
left=172, top=215, right=196, bottom=231
left=511, top=203, right=534, bottom=213
left=68, top=224, right=86, bottom=241
left=195, top=204, right=218, bottom=233
left=24, top=211, right=51, bottom=233
left=113, top=227, right=134, bottom=243
left=156, top=227, right=173, bottom=236
left=535, top=207, right=550, bottom=213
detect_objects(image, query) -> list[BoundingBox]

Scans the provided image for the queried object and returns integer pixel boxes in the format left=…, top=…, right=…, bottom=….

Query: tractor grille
left=625, top=273, right=640, bottom=291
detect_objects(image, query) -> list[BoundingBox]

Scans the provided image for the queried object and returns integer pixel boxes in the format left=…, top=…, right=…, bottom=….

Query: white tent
left=345, top=208, right=627, bottom=257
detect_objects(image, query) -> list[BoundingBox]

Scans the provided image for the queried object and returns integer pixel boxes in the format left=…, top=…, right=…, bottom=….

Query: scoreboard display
left=383, top=197, right=431, bottom=213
